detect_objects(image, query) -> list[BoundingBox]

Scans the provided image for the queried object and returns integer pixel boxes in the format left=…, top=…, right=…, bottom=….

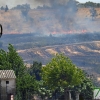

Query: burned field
left=1, top=33, right=100, bottom=68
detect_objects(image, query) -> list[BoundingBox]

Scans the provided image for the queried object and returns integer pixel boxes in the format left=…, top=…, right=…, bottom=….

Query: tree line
left=79, top=1, right=100, bottom=8
left=1, top=1, right=100, bottom=12
left=0, top=5, right=9, bottom=12
left=0, top=44, right=95, bottom=100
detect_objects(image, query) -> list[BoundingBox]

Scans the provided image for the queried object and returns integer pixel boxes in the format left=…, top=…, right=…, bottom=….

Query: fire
left=10, top=31, right=22, bottom=34
left=51, top=29, right=87, bottom=35
left=4, top=31, right=28, bottom=34
left=4, top=30, right=87, bottom=35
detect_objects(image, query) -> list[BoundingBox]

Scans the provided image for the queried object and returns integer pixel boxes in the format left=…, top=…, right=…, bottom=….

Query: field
left=0, top=8, right=100, bottom=34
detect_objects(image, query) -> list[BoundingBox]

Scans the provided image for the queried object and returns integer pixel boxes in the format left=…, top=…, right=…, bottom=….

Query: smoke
left=33, top=0, right=78, bottom=31
left=0, top=0, right=79, bottom=34
left=34, top=0, right=69, bottom=6
left=1, top=0, right=100, bottom=34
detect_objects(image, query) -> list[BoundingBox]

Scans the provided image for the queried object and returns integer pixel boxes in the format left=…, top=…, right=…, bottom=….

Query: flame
left=10, top=31, right=23, bottom=34
left=4, top=31, right=31, bottom=34
left=51, top=29, right=87, bottom=35
left=4, top=30, right=87, bottom=35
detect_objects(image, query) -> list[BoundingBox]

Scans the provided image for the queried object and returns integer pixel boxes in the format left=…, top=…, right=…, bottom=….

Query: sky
left=77, top=0, right=100, bottom=3
left=0, top=0, right=100, bottom=9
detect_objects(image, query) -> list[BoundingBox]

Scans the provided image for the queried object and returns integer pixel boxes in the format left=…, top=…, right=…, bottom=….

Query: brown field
left=0, top=8, right=100, bottom=34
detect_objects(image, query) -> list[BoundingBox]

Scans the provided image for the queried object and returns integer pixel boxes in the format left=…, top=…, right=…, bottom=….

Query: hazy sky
left=0, top=0, right=100, bottom=9
left=77, top=0, right=100, bottom=3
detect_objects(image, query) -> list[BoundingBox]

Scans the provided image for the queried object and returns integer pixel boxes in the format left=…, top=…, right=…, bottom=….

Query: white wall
left=1, top=79, right=16, bottom=94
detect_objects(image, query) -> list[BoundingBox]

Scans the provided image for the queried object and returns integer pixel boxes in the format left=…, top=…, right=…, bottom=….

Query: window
left=6, top=81, right=9, bottom=84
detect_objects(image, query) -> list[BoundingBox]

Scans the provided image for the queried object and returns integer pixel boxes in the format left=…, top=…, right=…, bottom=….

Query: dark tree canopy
left=5, top=5, right=9, bottom=12
left=1, top=6, right=5, bottom=10
left=90, top=7, right=97, bottom=20
left=28, top=61, right=42, bottom=80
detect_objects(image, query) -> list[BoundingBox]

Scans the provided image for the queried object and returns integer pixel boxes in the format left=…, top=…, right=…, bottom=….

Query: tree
left=11, top=3, right=31, bottom=10
left=80, top=78, right=94, bottom=100
left=0, top=44, right=26, bottom=76
left=0, top=44, right=36, bottom=100
left=72, top=73, right=94, bottom=100
left=34, top=80, right=52, bottom=100
left=5, top=5, right=9, bottom=12
left=28, top=61, right=56, bottom=100
left=16, top=73, right=35, bottom=100
left=0, top=49, right=11, bottom=70
left=28, top=61, right=42, bottom=80
left=7, top=44, right=26, bottom=77
left=84, top=1, right=96, bottom=7
left=41, top=53, right=84, bottom=100
left=1, top=6, right=5, bottom=10
left=90, top=7, right=97, bottom=20
left=97, top=3, right=100, bottom=8
left=21, top=8, right=29, bottom=21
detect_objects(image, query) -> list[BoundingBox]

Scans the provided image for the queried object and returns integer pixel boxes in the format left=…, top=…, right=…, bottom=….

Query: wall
left=0, top=79, right=16, bottom=100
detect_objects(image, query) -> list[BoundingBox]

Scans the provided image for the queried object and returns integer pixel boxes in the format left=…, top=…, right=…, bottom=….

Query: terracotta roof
left=0, top=70, right=16, bottom=79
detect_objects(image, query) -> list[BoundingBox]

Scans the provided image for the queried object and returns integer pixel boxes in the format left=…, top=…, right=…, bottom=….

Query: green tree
left=84, top=1, right=96, bottom=7
left=41, top=53, right=84, bottom=100
left=28, top=61, right=42, bottom=80
left=0, top=49, right=11, bottom=70
left=0, top=44, right=26, bottom=76
left=7, top=44, right=26, bottom=76
left=28, top=61, right=55, bottom=100
left=0, top=44, right=36, bottom=100
left=80, top=77, right=94, bottom=99
left=16, top=73, right=35, bottom=100
left=34, top=80, right=52, bottom=100
left=72, top=76, right=94, bottom=100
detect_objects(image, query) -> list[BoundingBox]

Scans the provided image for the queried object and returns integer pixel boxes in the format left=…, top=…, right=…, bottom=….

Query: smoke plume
left=1, top=0, right=99, bottom=34
left=33, top=0, right=78, bottom=31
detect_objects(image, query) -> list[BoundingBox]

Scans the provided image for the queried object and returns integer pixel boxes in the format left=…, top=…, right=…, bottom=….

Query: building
left=0, top=70, right=16, bottom=100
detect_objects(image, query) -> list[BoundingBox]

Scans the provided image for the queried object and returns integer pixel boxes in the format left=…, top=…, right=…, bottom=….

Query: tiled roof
left=0, top=70, right=16, bottom=79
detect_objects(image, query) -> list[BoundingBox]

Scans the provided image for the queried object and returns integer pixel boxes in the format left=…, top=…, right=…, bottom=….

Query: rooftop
left=0, top=70, right=16, bottom=79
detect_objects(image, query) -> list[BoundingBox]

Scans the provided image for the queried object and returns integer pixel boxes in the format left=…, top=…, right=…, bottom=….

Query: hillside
left=17, top=41, right=100, bottom=69
left=1, top=7, right=100, bottom=84
left=1, top=33, right=100, bottom=69
left=0, top=8, right=100, bottom=34
left=16, top=40, right=100, bottom=84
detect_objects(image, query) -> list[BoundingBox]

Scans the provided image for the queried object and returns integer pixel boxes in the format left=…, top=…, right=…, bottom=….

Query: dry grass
left=0, top=8, right=100, bottom=34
